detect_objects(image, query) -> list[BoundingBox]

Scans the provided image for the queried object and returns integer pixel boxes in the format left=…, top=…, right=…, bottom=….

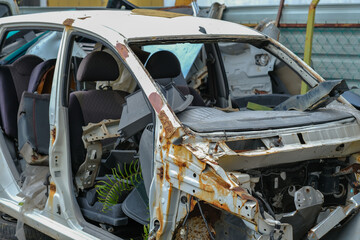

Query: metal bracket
left=308, top=192, right=360, bottom=240
left=81, top=119, right=121, bottom=148
left=75, top=119, right=121, bottom=190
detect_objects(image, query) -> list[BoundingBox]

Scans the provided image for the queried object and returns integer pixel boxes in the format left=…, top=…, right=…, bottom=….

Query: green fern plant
left=143, top=224, right=149, bottom=239
left=96, top=160, right=143, bottom=212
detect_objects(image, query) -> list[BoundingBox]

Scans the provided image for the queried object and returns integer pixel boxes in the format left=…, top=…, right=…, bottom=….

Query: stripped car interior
left=0, top=10, right=359, bottom=240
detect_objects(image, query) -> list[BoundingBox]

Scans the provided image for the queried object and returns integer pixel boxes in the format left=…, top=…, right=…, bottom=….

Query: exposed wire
left=253, top=191, right=275, bottom=219
left=197, top=200, right=215, bottom=240
left=181, top=195, right=192, bottom=240
left=182, top=195, right=192, bottom=227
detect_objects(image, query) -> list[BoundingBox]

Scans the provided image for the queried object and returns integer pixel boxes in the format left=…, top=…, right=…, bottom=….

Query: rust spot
left=48, top=182, right=56, bottom=209
left=172, top=144, right=196, bottom=164
left=50, top=182, right=56, bottom=193
left=115, top=42, right=129, bottom=59
left=177, top=165, right=184, bottom=186
left=190, top=197, right=197, bottom=212
left=156, top=206, right=164, bottom=238
left=31, top=155, right=38, bottom=162
left=254, top=89, right=268, bottom=94
left=334, top=163, right=360, bottom=176
left=214, top=144, right=219, bottom=153
left=149, top=92, right=163, bottom=113
left=165, top=163, right=170, bottom=182
left=233, top=149, right=251, bottom=153
left=172, top=148, right=189, bottom=168
left=78, top=16, right=91, bottom=20
left=195, top=166, right=257, bottom=219
left=203, top=170, right=231, bottom=189
left=159, top=110, right=176, bottom=138
left=232, top=186, right=256, bottom=201
left=51, top=127, right=56, bottom=146
left=157, top=166, right=164, bottom=180
left=63, top=18, right=75, bottom=27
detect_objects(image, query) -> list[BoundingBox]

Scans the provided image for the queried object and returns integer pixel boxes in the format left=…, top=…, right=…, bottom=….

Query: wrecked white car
left=0, top=9, right=359, bottom=240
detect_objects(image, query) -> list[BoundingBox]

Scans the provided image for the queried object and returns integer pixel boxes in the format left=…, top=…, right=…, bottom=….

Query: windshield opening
left=130, top=39, right=307, bottom=111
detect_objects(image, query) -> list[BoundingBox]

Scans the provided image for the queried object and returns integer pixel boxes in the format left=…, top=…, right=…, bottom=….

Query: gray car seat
left=0, top=55, right=43, bottom=140
left=145, top=50, right=205, bottom=106
left=17, top=59, right=56, bottom=165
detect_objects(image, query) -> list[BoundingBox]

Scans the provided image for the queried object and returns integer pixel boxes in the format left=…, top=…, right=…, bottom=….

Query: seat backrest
left=0, top=54, right=43, bottom=138
left=69, top=51, right=128, bottom=174
left=27, top=58, right=56, bottom=94
left=17, top=59, right=56, bottom=165
left=145, top=50, right=182, bottom=85
left=145, top=50, right=205, bottom=106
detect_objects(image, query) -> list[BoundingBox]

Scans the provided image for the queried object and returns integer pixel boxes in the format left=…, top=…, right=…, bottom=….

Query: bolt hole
left=336, top=144, right=345, bottom=151
left=245, top=206, right=248, bottom=210
left=192, top=189, right=195, bottom=193
left=193, top=173, right=196, bottom=178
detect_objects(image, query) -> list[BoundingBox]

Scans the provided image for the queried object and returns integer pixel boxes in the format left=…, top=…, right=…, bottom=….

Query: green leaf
left=96, top=159, right=143, bottom=212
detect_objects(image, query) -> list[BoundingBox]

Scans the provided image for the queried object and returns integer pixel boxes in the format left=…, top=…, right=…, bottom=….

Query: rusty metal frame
left=301, top=0, right=320, bottom=94
left=275, top=0, right=285, bottom=28
left=140, top=34, right=358, bottom=239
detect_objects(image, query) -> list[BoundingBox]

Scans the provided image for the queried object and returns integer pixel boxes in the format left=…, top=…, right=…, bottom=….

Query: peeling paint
left=62, top=18, right=74, bottom=27
left=78, top=16, right=91, bottom=20
left=51, top=127, right=56, bottom=146
left=149, top=92, right=163, bottom=113
left=48, top=182, right=56, bottom=210
left=115, top=42, right=129, bottom=60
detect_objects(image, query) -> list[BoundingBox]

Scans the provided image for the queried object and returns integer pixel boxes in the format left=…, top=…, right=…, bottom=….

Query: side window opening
left=64, top=35, right=151, bottom=238
left=0, top=28, right=61, bottom=172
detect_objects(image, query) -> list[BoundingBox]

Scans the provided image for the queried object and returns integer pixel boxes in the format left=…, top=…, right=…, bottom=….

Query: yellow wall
left=47, top=0, right=108, bottom=7
left=127, top=0, right=163, bottom=7
left=175, top=0, right=192, bottom=6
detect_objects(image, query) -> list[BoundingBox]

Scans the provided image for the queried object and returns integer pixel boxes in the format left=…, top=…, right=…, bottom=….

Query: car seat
left=68, top=51, right=129, bottom=175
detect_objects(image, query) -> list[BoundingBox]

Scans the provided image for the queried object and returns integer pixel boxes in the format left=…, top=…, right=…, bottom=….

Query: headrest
left=145, top=51, right=181, bottom=80
left=76, top=51, right=119, bottom=82
left=11, top=54, right=43, bottom=75
left=28, top=59, right=56, bottom=93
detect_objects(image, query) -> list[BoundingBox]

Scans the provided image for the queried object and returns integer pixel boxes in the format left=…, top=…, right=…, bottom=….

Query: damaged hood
left=177, top=107, right=354, bottom=133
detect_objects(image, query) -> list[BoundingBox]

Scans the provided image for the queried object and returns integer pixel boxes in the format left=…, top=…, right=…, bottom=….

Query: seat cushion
left=69, top=90, right=128, bottom=174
